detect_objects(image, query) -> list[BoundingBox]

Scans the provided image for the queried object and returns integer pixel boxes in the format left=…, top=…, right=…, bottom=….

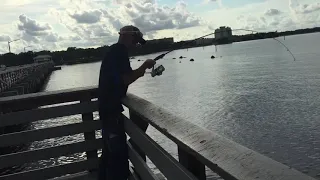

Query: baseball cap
left=119, top=25, right=146, bottom=45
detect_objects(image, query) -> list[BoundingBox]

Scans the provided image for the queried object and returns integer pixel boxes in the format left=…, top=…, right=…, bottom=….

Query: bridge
left=0, top=86, right=317, bottom=180
left=0, top=62, right=54, bottom=97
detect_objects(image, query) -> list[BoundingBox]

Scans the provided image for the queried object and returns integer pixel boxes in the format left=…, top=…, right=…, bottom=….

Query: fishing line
left=235, top=29, right=296, bottom=61
left=149, top=28, right=296, bottom=77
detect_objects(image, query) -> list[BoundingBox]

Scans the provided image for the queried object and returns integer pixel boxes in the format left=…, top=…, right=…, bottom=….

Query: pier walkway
left=0, top=62, right=54, bottom=97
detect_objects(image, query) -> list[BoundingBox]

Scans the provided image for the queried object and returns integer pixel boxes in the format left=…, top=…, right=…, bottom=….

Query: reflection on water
left=36, top=33, right=320, bottom=179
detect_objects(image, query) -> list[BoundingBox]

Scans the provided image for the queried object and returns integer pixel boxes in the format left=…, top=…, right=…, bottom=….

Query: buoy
left=211, top=55, right=215, bottom=59
left=190, top=59, right=194, bottom=62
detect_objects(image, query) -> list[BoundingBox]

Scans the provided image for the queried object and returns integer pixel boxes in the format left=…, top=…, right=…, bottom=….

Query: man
left=97, top=25, right=155, bottom=180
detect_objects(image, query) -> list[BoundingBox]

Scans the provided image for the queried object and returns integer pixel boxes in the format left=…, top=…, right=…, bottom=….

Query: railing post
left=80, top=97, right=97, bottom=160
left=128, top=110, right=149, bottom=162
left=178, top=147, right=206, bottom=180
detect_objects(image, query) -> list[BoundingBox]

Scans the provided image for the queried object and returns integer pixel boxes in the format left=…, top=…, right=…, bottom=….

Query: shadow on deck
left=54, top=171, right=220, bottom=180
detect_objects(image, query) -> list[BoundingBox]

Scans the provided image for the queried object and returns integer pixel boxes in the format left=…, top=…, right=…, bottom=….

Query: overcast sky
left=1, top=0, right=319, bottom=54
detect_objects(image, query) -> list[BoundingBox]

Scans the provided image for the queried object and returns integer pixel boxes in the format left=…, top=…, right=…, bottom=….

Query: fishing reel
left=151, top=64, right=165, bottom=77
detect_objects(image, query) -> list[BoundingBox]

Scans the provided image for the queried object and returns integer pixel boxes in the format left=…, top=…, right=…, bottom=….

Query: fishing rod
left=150, top=32, right=215, bottom=77
left=150, top=29, right=296, bottom=77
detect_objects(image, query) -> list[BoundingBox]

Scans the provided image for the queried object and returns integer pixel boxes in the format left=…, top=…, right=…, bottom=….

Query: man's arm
left=122, top=59, right=156, bottom=86
left=122, top=65, right=145, bottom=85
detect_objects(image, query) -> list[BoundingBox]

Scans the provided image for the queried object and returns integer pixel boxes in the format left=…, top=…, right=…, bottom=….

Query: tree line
left=1, top=26, right=319, bottom=67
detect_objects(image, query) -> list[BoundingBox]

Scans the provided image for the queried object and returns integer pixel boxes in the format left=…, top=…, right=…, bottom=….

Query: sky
left=0, top=0, right=320, bottom=54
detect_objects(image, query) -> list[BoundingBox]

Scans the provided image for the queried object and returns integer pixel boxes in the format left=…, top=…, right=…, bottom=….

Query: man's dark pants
left=98, top=114, right=129, bottom=180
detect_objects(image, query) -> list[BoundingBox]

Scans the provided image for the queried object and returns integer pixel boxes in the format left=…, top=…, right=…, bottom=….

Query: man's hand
left=142, top=59, right=156, bottom=69
left=136, top=59, right=155, bottom=77
left=122, top=59, right=156, bottom=86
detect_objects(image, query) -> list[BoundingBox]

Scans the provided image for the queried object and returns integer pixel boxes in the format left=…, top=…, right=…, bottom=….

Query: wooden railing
left=0, top=62, right=54, bottom=93
left=0, top=86, right=317, bottom=180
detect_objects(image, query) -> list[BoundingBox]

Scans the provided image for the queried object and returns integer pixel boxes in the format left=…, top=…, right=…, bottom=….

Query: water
left=38, top=33, right=320, bottom=178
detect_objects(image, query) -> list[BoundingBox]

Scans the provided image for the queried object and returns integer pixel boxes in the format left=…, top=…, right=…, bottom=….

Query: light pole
left=8, top=39, right=20, bottom=53
left=24, top=45, right=32, bottom=52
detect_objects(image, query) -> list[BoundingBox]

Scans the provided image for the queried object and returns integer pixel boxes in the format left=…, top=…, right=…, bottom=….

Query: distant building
left=146, top=37, right=174, bottom=45
left=196, top=38, right=214, bottom=45
left=33, top=55, right=53, bottom=63
left=214, top=26, right=232, bottom=40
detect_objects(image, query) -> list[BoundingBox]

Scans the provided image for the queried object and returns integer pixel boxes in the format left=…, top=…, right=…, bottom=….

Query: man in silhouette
left=97, top=25, right=155, bottom=180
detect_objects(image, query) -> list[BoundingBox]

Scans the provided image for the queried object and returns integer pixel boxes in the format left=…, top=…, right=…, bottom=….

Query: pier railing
left=0, top=86, right=317, bottom=180
left=0, top=62, right=54, bottom=93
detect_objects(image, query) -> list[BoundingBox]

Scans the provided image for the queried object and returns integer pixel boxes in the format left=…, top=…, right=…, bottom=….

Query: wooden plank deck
left=53, top=171, right=221, bottom=180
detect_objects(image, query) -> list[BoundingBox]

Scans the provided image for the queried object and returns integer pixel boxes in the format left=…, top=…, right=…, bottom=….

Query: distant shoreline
left=127, top=28, right=320, bottom=58
left=1, top=27, right=319, bottom=67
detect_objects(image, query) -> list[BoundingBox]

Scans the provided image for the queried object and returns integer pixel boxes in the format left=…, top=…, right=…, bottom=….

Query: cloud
left=122, top=1, right=201, bottom=33
left=8, top=0, right=202, bottom=51
left=203, top=0, right=223, bottom=7
left=45, top=32, right=62, bottom=42
left=100, top=10, right=124, bottom=30
left=48, top=6, right=117, bottom=44
left=201, top=0, right=320, bottom=34
left=69, top=35, right=82, bottom=41
left=1, top=0, right=320, bottom=54
left=20, top=32, right=40, bottom=43
left=69, top=10, right=103, bottom=24
left=295, top=2, right=320, bottom=14
left=265, top=9, right=282, bottom=16
left=131, top=2, right=153, bottom=13
left=17, top=14, right=51, bottom=36
left=51, top=0, right=201, bottom=42
left=16, top=14, right=62, bottom=45
left=0, top=35, right=11, bottom=42
left=131, top=15, right=174, bottom=32
left=288, top=0, right=320, bottom=28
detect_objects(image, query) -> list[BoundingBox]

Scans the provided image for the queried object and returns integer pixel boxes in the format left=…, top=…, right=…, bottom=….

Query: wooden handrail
left=0, top=101, right=98, bottom=127
left=0, top=86, right=96, bottom=105
left=0, top=86, right=97, bottom=112
left=0, top=87, right=317, bottom=180
left=122, top=93, right=316, bottom=180
left=124, top=115, right=198, bottom=180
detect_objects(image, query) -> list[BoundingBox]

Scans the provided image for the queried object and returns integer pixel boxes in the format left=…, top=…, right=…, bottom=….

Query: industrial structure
left=33, top=55, right=53, bottom=63
left=214, top=26, right=232, bottom=39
